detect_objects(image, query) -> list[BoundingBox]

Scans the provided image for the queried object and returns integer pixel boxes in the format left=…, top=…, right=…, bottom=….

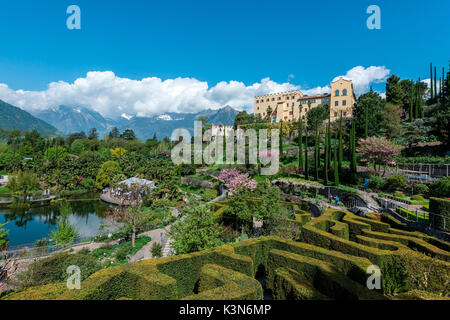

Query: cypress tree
left=430, top=62, right=434, bottom=100
left=314, top=131, right=319, bottom=181
left=298, top=120, right=303, bottom=171
left=364, top=102, right=368, bottom=139
left=434, top=66, right=437, bottom=101
left=418, top=77, right=422, bottom=118
left=327, top=117, right=331, bottom=170
left=442, top=67, right=445, bottom=102
left=350, top=120, right=357, bottom=178
left=279, top=120, right=283, bottom=159
left=338, top=112, right=343, bottom=173
left=333, top=132, right=339, bottom=186
left=414, top=83, right=419, bottom=119
left=409, top=85, right=414, bottom=121
left=323, top=125, right=329, bottom=185
left=304, top=130, right=309, bottom=180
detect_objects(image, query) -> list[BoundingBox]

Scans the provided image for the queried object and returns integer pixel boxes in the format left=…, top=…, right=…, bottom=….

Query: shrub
left=369, top=175, right=385, bottom=190
left=411, top=195, right=425, bottom=201
left=431, top=177, right=450, bottom=197
left=17, top=252, right=101, bottom=287
left=414, top=184, right=429, bottom=195
left=394, top=191, right=406, bottom=198
left=386, top=174, right=407, bottom=191
left=80, top=177, right=94, bottom=190
left=203, top=189, right=218, bottom=202
left=115, top=246, right=129, bottom=261
left=151, top=242, right=163, bottom=258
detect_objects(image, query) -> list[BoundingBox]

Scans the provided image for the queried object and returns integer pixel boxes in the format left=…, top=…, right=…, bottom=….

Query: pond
left=0, top=199, right=116, bottom=247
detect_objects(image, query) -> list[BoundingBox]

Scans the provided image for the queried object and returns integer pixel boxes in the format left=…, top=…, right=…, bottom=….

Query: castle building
left=254, top=77, right=356, bottom=123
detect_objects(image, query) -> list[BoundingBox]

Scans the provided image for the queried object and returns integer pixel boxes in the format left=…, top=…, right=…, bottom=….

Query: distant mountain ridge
left=31, top=106, right=124, bottom=137
left=0, top=99, right=58, bottom=135
left=30, top=105, right=239, bottom=140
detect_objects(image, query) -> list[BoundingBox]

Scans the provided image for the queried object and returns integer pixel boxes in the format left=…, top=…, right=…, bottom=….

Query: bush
left=411, top=195, right=425, bottom=201
left=394, top=191, right=406, bottom=198
left=18, top=252, right=101, bottom=287
left=80, top=177, right=94, bottom=190
left=385, top=174, right=407, bottom=191
left=151, top=242, right=163, bottom=258
left=414, top=184, right=429, bottom=195
left=431, top=177, right=450, bottom=197
left=115, top=246, right=129, bottom=261
left=203, top=189, right=218, bottom=201
left=369, top=175, right=385, bottom=190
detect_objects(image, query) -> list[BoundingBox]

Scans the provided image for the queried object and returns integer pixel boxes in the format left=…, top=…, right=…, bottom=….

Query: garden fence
left=2, top=239, right=91, bottom=261
left=378, top=197, right=449, bottom=232
left=392, top=163, right=449, bottom=180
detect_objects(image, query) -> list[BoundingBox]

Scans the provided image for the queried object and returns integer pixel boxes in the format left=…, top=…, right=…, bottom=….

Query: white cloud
left=332, top=66, right=390, bottom=95
left=0, top=66, right=390, bottom=118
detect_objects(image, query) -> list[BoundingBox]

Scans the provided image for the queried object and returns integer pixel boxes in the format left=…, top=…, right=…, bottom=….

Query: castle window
left=342, top=100, right=347, bottom=106
left=292, top=96, right=295, bottom=99
left=343, top=111, right=347, bottom=116
left=335, top=90, right=339, bottom=96
left=343, top=89, right=347, bottom=96
left=335, top=101, right=339, bottom=107
left=334, top=112, right=338, bottom=117
left=256, top=100, right=259, bottom=103
left=292, top=103, right=295, bottom=107
left=267, top=98, right=269, bottom=102
left=272, top=98, right=275, bottom=101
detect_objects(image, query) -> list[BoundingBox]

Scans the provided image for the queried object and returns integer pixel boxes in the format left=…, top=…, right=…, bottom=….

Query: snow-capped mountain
left=30, top=105, right=239, bottom=140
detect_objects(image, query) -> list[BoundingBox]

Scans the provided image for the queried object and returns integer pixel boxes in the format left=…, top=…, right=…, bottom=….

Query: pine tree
left=298, top=120, right=303, bottom=171
left=338, top=112, right=343, bottom=173
left=333, top=132, right=339, bottom=186
left=304, top=130, right=309, bottom=180
left=430, top=62, right=434, bottom=100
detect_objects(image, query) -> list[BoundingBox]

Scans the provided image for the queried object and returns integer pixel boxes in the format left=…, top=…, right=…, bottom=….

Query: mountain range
left=0, top=100, right=239, bottom=140
left=0, top=99, right=58, bottom=135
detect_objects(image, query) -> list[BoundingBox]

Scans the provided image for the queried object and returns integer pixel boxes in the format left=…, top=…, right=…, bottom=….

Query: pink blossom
left=218, top=169, right=257, bottom=194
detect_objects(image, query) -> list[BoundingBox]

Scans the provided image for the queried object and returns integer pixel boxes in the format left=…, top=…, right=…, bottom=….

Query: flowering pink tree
left=218, top=169, right=256, bottom=194
left=357, top=137, right=402, bottom=172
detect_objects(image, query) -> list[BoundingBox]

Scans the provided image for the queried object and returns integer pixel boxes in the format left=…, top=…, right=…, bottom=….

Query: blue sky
left=0, top=0, right=448, bottom=117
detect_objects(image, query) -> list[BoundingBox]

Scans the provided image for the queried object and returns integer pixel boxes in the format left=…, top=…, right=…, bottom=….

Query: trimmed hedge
left=4, top=209, right=450, bottom=300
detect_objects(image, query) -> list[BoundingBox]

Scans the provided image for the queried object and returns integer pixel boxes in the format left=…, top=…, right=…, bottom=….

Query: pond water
left=0, top=199, right=115, bottom=247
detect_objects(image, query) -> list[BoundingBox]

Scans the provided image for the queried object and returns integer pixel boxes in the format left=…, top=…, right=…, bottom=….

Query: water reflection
left=0, top=200, right=114, bottom=246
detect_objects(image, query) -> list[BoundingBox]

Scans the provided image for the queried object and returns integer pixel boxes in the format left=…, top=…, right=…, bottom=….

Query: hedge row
left=300, top=209, right=450, bottom=295
left=183, top=264, right=263, bottom=300
left=4, top=209, right=450, bottom=300
left=266, top=249, right=385, bottom=300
